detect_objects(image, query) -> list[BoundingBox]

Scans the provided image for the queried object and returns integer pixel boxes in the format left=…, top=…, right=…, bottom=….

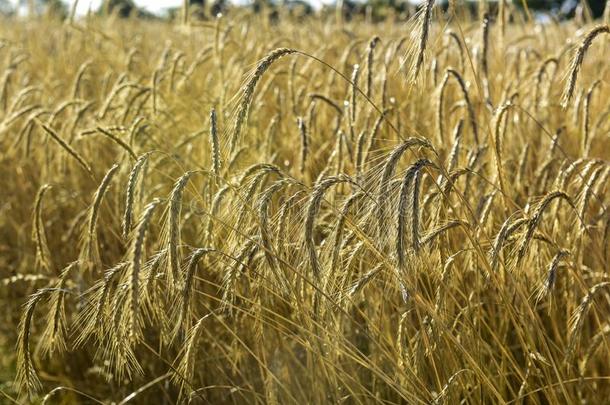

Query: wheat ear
left=123, top=153, right=150, bottom=239
left=297, top=117, right=308, bottom=174
left=397, top=159, right=434, bottom=270
left=39, top=262, right=77, bottom=357
left=377, top=138, right=432, bottom=237
left=128, top=198, right=162, bottom=341
left=567, top=282, right=610, bottom=361
left=446, top=69, right=479, bottom=145
left=33, top=184, right=53, bottom=273
left=83, top=163, right=120, bottom=270
left=366, top=36, right=380, bottom=98
left=16, top=288, right=52, bottom=398
left=258, top=179, right=294, bottom=289
left=411, top=0, right=436, bottom=83
left=517, top=191, right=574, bottom=266
left=230, top=48, right=297, bottom=153
left=535, top=250, right=569, bottom=302
left=173, top=313, right=213, bottom=392
left=166, top=172, right=195, bottom=284
left=210, top=108, right=221, bottom=179
left=306, top=175, right=353, bottom=278
left=177, top=248, right=214, bottom=337
left=561, top=25, right=609, bottom=108
left=493, top=102, right=512, bottom=197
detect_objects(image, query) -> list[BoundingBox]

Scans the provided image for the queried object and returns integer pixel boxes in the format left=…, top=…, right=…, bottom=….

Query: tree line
left=0, top=0, right=607, bottom=20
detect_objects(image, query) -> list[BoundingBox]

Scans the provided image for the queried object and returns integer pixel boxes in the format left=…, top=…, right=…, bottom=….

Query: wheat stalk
left=40, top=123, right=94, bottom=178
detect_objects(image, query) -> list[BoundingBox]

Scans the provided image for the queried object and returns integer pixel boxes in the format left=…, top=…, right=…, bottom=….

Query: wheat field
left=0, top=2, right=609, bottom=403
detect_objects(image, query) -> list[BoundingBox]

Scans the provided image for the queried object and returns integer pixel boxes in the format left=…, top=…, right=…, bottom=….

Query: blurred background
left=1, top=0, right=607, bottom=22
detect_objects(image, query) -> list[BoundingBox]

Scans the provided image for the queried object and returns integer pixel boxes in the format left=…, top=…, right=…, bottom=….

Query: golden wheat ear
left=209, top=108, right=221, bottom=179
left=16, top=288, right=53, bottom=399
left=516, top=191, right=575, bottom=267
left=567, top=282, right=610, bottom=363
left=229, top=48, right=297, bottom=153
left=122, top=152, right=151, bottom=239
left=164, top=171, right=196, bottom=286
left=403, top=0, right=436, bottom=84
left=80, top=163, right=120, bottom=274
left=561, top=25, right=609, bottom=108
left=396, top=159, right=436, bottom=270
left=38, top=262, right=78, bottom=358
